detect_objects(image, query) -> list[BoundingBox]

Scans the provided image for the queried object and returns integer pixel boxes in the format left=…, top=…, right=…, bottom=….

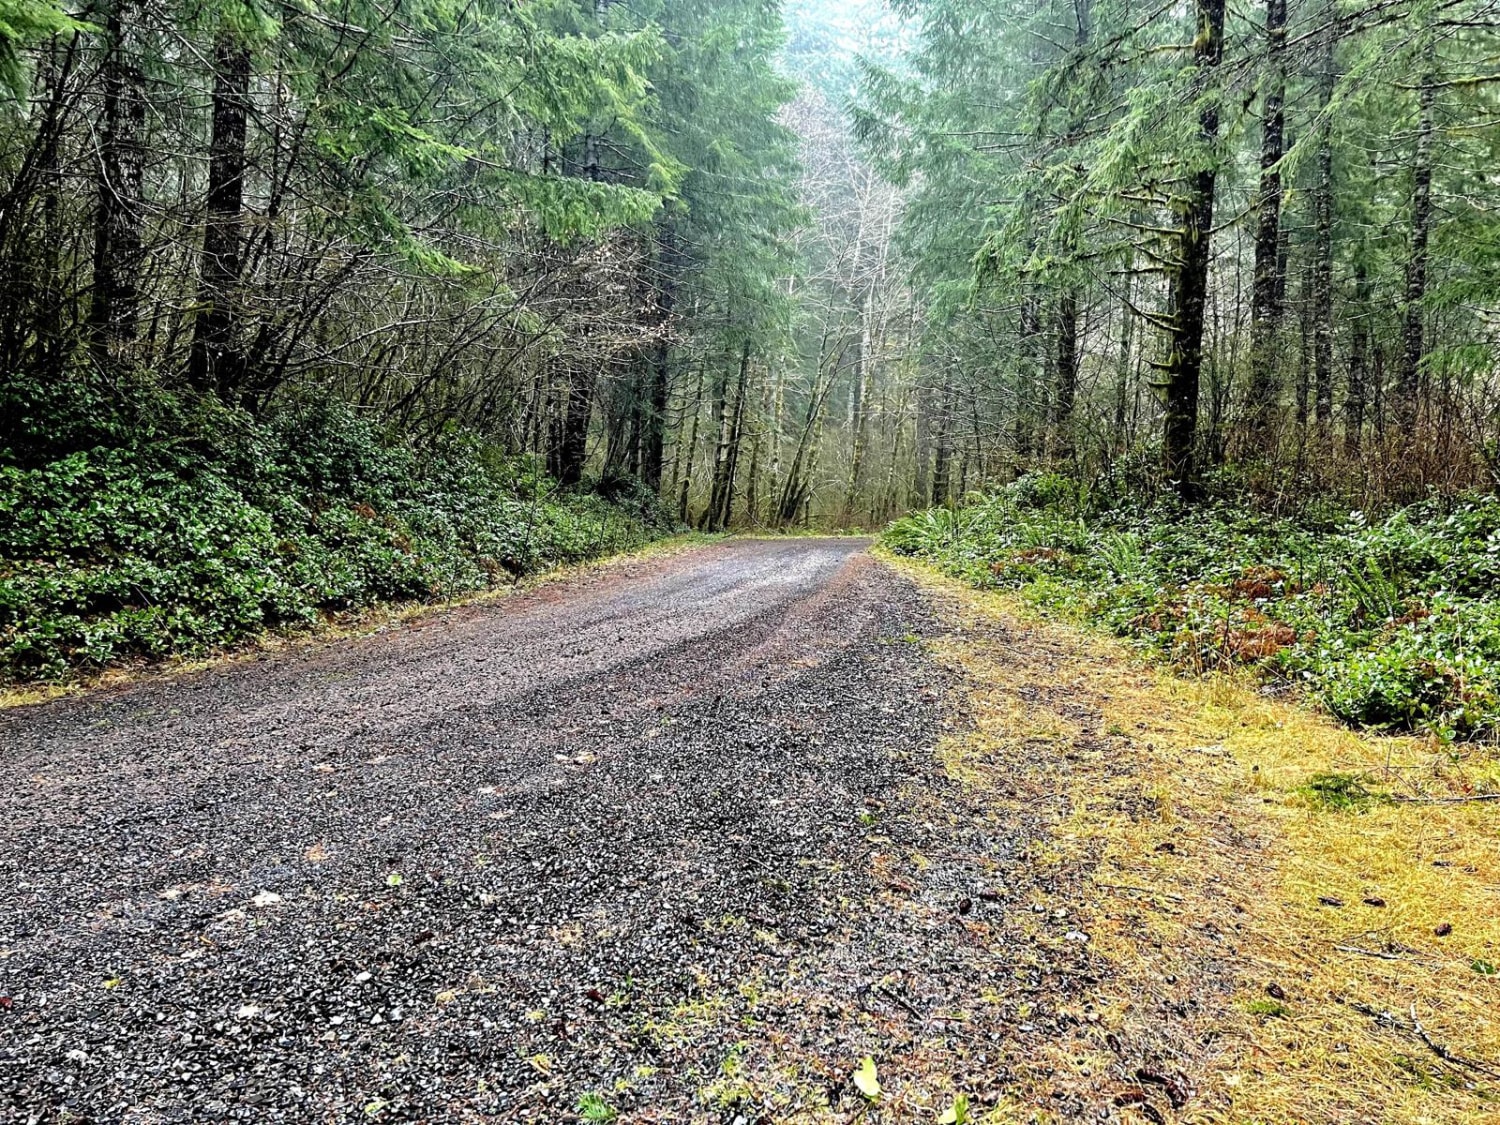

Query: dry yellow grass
left=890, top=555, right=1500, bottom=1124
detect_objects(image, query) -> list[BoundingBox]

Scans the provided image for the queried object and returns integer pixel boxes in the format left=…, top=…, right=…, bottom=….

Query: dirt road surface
left=3, top=538, right=998, bottom=1122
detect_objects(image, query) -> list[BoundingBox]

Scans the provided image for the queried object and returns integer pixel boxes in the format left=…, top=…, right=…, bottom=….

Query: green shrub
left=883, top=482, right=1500, bottom=740
left=0, top=389, right=678, bottom=682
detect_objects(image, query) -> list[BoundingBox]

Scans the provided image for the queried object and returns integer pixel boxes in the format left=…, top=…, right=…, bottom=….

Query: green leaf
left=852, top=1055, right=881, bottom=1099
left=940, top=1094, right=970, bottom=1124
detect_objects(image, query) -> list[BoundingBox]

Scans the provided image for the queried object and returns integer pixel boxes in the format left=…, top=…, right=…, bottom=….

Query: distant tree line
left=854, top=0, right=1500, bottom=505
left=4, top=0, right=1495, bottom=533
left=0, top=0, right=813, bottom=526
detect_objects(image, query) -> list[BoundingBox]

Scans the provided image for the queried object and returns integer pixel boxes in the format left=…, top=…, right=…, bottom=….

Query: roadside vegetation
left=0, top=378, right=676, bottom=683
left=886, top=474, right=1500, bottom=742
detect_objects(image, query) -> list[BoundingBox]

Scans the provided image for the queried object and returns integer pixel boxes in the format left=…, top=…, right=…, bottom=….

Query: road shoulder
left=885, top=555, right=1500, bottom=1124
left=0, top=532, right=720, bottom=712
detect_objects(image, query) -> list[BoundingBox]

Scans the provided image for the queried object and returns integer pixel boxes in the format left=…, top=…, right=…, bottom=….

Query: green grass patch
left=1296, top=772, right=1389, bottom=812
left=576, top=1092, right=618, bottom=1122
left=1246, top=998, right=1291, bottom=1018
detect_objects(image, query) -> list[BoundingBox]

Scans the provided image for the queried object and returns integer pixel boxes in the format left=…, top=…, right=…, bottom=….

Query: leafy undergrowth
left=0, top=385, right=678, bottom=684
left=896, top=559, right=1500, bottom=1124
left=884, top=474, right=1500, bottom=742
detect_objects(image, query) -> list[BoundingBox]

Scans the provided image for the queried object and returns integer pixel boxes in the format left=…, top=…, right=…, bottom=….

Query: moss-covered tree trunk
left=88, top=0, right=146, bottom=378
left=1159, top=0, right=1225, bottom=498
left=1246, top=0, right=1286, bottom=439
left=188, top=29, right=251, bottom=401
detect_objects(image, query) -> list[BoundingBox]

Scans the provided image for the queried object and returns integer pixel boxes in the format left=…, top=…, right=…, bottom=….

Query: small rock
left=1434, top=922, right=1453, bottom=937
left=1362, top=896, right=1386, bottom=908
left=1265, top=982, right=1286, bottom=1001
left=250, top=891, right=282, bottom=908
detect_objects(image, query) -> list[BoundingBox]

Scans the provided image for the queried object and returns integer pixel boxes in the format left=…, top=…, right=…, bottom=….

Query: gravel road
left=1, top=538, right=952, bottom=1123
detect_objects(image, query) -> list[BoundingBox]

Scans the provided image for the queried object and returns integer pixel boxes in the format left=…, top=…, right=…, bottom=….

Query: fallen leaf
left=1362, top=897, right=1386, bottom=908
left=1265, top=982, right=1286, bottom=1001
left=852, top=1056, right=880, bottom=1099
left=1135, top=1067, right=1193, bottom=1109
left=1318, top=895, right=1344, bottom=908
left=386, top=874, right=403, bottom=887
left=1434, top=922, right=1453, bottom=937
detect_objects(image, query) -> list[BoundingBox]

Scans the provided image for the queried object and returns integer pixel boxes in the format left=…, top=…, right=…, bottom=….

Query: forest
left=1, top=0, right=1498, bottom=686
left=4, top=2, right=1500, bottom=1120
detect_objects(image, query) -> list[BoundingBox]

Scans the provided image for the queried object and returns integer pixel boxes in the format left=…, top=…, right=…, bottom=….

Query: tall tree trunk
left=16, top=37, right=78, bottom=382
left=1344, top=261, right=1370, bottom=456
left=1051, top=288, right=1079, bottom=462
left=188, top=30, right=251, bottom=400
left=746, top=369, right=774, bottom=526
left=557, top=362, right=595, bottom=487
left=1050, top=0, right=1089, bottom=464
left=1246, top=0, right=1286, bottom=437
left=843, top=288, right=872, bottom=520
left=88, top=0, right=146, bottom=378
left=1016, top=287, right=1043, bottom=459
left=641, top=221, right=678, bottom=491
left=1112, top=266, right=1135, bottom=452
left=932, top=372, right=954, bottom=506
left=913, top=376, right=933, bottom=507
left=767, top=365, right=786, bottom=515
left=777, top=355, right=829, bottom=524
left=707, top=340, right=750, bottom=530
left=1311, top=28, right=1336, bottom=440
left=676, top=359, right=705, bottom=523
left=1295, top=256, right=1312, bottom=432
left=1159, top=0, right=1225, bottom=497
left=1396, top=59, right=1434, bottom=435
left=1371, top=342, right=1386, bottom=438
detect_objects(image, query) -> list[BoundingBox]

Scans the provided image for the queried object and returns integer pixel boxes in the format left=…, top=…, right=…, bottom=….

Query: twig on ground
left=871, top=982, right=924, bottom=1020
left=1410, top=1004, right=1500, bottom=1078
left=1334, top=944, right=1410, bottom=961
left=1351, top=1001, right=1500, bottom=1078
left=1393, top=793, right=1500, bottom=805
left=1098, top=882, right=1184, bottom=902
